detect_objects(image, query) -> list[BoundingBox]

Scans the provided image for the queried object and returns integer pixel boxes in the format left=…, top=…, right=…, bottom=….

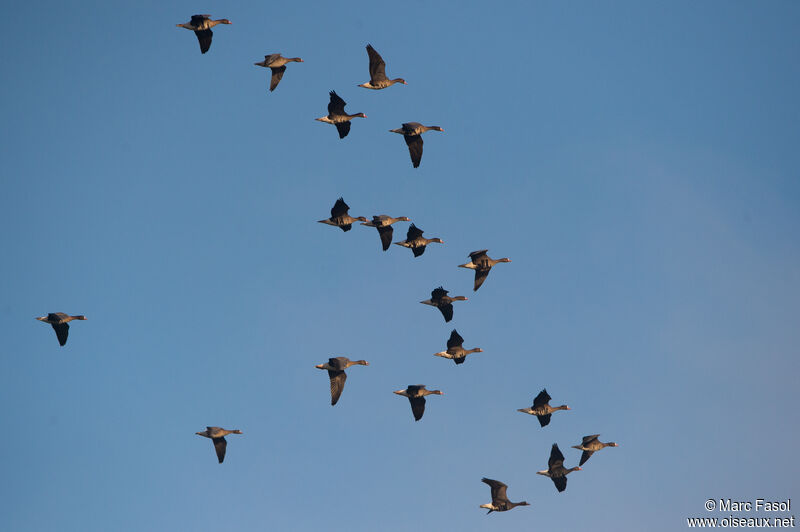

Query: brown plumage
left=254, top=54, right=303, bottom=91
left=420, top=286, right=467, bottom=322
left=393, top=224, right=443, bottom=257
left=433, top=329, right=483, bottom=365
left=315, top=357, right=369, bottom=405
left=195, top=427, right=242, bottom=463
left=572, top=434, right=619, bottom=465
left=318, top=197, right=367, bottom=231
left=389, top=122, right=443, bottom=168
left=361, top=215, right=411, bottom=251
left=393, top=385, right=443, bottom=421
left=316, top=91, right=366, bottom=139
left=479, top=478, right=530, bottom=514
left=358, top=44, right=407, bottom=90
left=176, top=15, right=232, bottom=54
left=517, top=389, right=570, bottom=427
left=35, top=313, right=87, bottom=346
left=537, top=443, right=581, bottom=492
left=458, top=250, right=511, bottom=291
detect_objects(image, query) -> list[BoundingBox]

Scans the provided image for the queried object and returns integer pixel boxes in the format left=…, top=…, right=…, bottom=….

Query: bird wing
left=582, top=434, right=600, bottom=445
left=335, top=121, right=351, bottom=139
left=438, top=303, right=454, bottom=322
left=537, top=413, right=552, bottom=427
left=331, top=197, right=349, bottom=218
left=377, top=225, right=393, bottom=251
left=469, top=250, right=489, bottom=260
left=412, top=245, right=426, bottom=257
left=328, top=91, right=346, bottom=115
left=453, top=356, right=466, bottom=365
left=366, top=44, right=388, bottom=81
left=482, top=478, right=508, bottom=502
left=431, top=287, right=447, bottom=300
left=263, top=53, right=281, bottom=65
left=409, top=396, right=426, bottom=421
left=404, top=134, right=423, bottom=168
left=194, top=29, right=213, bottom=54
left=447, top=329, right=464, bottom=349
left=552, top=476, right=567, bottom=492
left=52, top=323, right=69, bottom=346
left=579, top=450, right=595, bottom=466
left=327, top=370, right=347, bottom=406
left=533, top=389, right=552, bottom=408
left=212, top=437, right=227, bottom=463
left=190, top=14, right=210, bottom=25
left=269, top=66, right=286, bottom=91
left=549, top=444, right=565, bottom=468
left=473, top=268, right=491, bottom=291
left=406, top=224, right=423, bottom=241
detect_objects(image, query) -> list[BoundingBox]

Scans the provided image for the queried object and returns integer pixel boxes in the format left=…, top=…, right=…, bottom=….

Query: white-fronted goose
left=479, top=478, right=530, bottom=514
left=420, top=286, right=467, bottom=323
left=394, top=224, right=443, bottom=257
left=315, top=357, right=369, bottom=406
left=316, top=91, right=366, bottom=139
left=572, top=435, right=619, bottom=466
left=459, top=250, right=511, bottom=291
left=318, top=197, right=367, bottom=231
left=537, top=443, right=581, bottom=492
left=358, top=44, right=407, bottom=90
left=393, top=385, right=443, bottom=421
left=434, top=329, right=483, bottom=365
left=195, top=426, right=242, bottom=463
left=254, top=54, right=303, bottom=91
left=35, top=313, right=87, bottom=346
left=176, top=15, right=232, bottom=54
left=389, top=122, right=443, bottom=168
left=517, top=389, right=570, bottom=427
left=361, top=215, right=410, bottom=251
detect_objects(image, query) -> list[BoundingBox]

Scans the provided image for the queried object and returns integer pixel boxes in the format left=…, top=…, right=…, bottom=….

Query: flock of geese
left=34, top=14, right=620, bottom=517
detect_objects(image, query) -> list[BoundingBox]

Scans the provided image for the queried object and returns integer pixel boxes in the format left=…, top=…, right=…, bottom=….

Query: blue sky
left=1, top=1, right=798, bottom=530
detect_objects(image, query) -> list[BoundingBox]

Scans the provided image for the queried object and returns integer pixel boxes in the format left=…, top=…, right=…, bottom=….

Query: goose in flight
left=176, top=15, right=231, bottom=54
left=35, top=313, right=87, bottom=346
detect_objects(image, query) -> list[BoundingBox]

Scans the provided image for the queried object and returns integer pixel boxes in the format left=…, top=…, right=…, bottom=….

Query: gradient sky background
left=1, top=1, right=798, bottom=531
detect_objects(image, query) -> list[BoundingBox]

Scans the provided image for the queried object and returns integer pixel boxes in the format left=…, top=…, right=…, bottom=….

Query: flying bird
left=318, top=197, right=367, bottom=231
left=315, top=357, right=369, bottom=406
left=572, top=435, right=619, bottom=466
left=254, top=54, right=303, bottom=91
left=35, top=313, right=87, bottom=346
left=195, top=427, right=242, bottom=463
left=393, top=385, right=443, bottom=421
left=358, top=44, right=407, bottom=90
left=479, top=478, right=530, bottom=514
left=389, top=122, right=443, bottom=168
left=458, top=250, right=511, bottom=291
left=316, top=91, right=366, bottom=139
left=434, top=329, right=483, bottom=365
left=176, top=15, right=231, bottom=54
left=420, top=286, right=467, bottom=323
left=394, top=224, right=443, bottom=257
left=361, top=215, right=411, bottom=251
left=537, top=443, right=581, bottom=492
left=517, top=389, right=571, bottom=427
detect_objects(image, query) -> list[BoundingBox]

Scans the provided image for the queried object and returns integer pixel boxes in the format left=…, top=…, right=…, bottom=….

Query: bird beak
left=315, top=364, right=324, bottom=369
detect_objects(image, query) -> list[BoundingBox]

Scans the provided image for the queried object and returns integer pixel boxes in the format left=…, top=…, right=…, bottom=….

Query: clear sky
left=1, top=1, right=798, bottom=531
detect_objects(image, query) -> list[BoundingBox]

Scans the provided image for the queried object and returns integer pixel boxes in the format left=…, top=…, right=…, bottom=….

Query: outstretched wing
left=473, top=268, right=491, bottom=291
left=438, top=302, right=454, bottom=322
left=412, top=245, right=426, bottom=257
left=481, top=478, right=508, bottom=502
left=366, top=44, right=388, bottom=82
left=377, top=225, right=393, bottom=251
left=409, top=396, right=426, bottom=421
left=404, top=134, right=423, bottom=168
left=537, top=413, right=552, bottom=427
left=269, top=66, right=286, bottom=91
left=406, top=224, right=423, bottom=241
left=552, top=476, right=567, bottom=492
left=579, top=450, right=595, bottom=466
left=582, top=434, right=600, bottom=445
left=327, top=369, right=347, bottom=406
left=335, top=121, right=351, bottom=139
left=328, top=91, right=347, bottom=115
left=52, top=322, right=69, bottom=346
left=212, top=436, right=227, bottom=463
left=469, top=250, right=489, bottom=261
left=533, top=389, right=551, bottom=408
left=194, top=29, right=213, bottom=54
left=331, top=197, right=349, bottom=218
left=447, top=329, right=464, bottom=349
left=431, top=286, right=448, bottom=300
left=548, top=443, right=565, bottom=469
